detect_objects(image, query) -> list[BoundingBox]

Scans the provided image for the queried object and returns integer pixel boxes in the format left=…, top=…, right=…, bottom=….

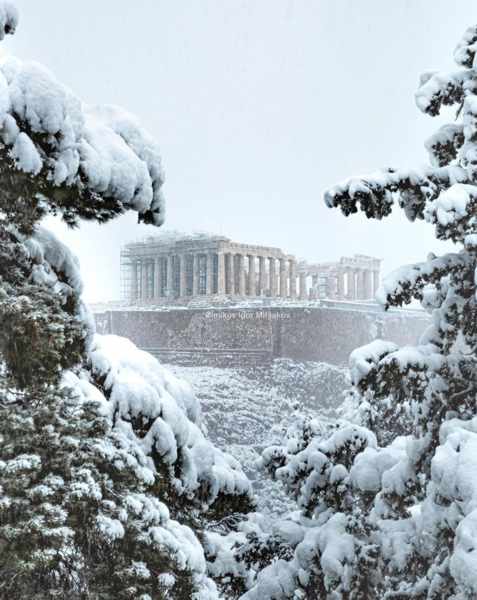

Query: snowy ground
left=165, top=359, right=349, bottom=515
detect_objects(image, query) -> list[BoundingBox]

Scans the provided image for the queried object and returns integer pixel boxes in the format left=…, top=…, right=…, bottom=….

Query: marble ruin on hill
left=120, top=232, right=381, bottom=304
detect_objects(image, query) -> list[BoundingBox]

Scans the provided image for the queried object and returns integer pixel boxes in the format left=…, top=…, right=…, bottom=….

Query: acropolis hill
left=93, top=232, right=429, bottom=367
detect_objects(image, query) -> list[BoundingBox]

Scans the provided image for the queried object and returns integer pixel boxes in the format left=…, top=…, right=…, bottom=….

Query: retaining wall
left=93, top=303, right=429, bottom=366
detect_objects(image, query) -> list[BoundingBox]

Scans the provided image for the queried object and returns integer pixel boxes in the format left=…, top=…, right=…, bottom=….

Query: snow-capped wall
left=93, top=305, right=429, bottom=367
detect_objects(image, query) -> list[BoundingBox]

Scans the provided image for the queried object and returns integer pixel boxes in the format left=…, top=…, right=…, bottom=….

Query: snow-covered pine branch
left=454, top=25, right=477, bottom=68
left=324, top=164, right=468, bottom=222
left=0, top=1, right=17, bottom=40
left=88, top=335, right=252, bottom=511
left=376, top=252, right=472, bottom=308
left=425, top=123, right=464, bottom=167
left=415, top=69, right=471, bottom=116
left=425, top=183, right=477, bottom=241
left=0, top=56, right=165, bottom=233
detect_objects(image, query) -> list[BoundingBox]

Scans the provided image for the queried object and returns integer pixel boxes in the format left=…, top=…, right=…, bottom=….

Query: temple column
left=329, top=273, right=338, bottom=298
left=192, top=254, right=199, bottom=296
left=269, top=258, right=278, bottom=297
left=179, top=255, right=187, bottom=297
left=131, top=260, right=138, bottom=302
left=299, top=272, right=307, bottom=300
left=166, top=255, right=173, bottom=297
left=363, top=269, right=373, bottom=299
left=279, top=258, right=288, bottom=297
left=237, top=254, right=246, bottom=295
left=336, top=270, right=344, bottom=299
left=141, top=260, right=148, bottom=301
left=217, top=252, right=226, bottom=295
left=226, top=253, right=234, bottom=294
left=357, top=269, right=366, bottom=300
left=373, top=270, right=380, bottom=296
left=258, top=256, right=267, bottom=295
left=311, top=274, right=319, bottom=299
left=347, top=269, right=356, bottom=300
left=153, top=257, right=160, bottom=298
left=206, top=253, right=214, bottom=295
left=289, top=259, right=297, bottom=298
left=248, top=255, right=256, bottom=296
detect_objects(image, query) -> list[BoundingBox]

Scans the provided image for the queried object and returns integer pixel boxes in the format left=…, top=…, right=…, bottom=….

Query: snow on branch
left=462, top=96, right=477, bottom=181
left=21, top=226, right=84, bottom=297
left=426, top=418, right=477, bottom=593
left=349, top=340, right=399, bottom=387
left=324, top=165, right=467, bottom=222
left=0, top=57, right=165, bottom=232
left=425, top=183, right=477, bottom=242
left=376, top=251, right=471, bottom=309
left=415, top=70, right=470, bottom=117
left=425, top=124, right=464, bottom=168
left=454, top=25, right=477, bottom=69
left=0, top=2, right=17, bottom=40
left=272, top=424, right=377, bottom=513
left=350, top=338, right=443, bottom=400
left=88, top=335, right=253, bottom=508
left=60, top=370, right=220, bottom=591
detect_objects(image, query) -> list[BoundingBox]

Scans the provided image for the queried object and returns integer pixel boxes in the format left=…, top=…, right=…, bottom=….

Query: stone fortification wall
left=94, top=303, right=429, bottom=367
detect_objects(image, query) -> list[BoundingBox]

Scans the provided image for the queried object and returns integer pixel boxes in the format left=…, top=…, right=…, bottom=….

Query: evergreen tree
left=0, top=4, right=253, bottom=598
left=221, top=20, right=477, bottom=600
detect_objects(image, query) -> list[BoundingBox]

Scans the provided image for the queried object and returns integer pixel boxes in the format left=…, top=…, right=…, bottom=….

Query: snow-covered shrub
left=0, top=5, right=252, bottom=598
left=227, top=20, right=477, bottom=600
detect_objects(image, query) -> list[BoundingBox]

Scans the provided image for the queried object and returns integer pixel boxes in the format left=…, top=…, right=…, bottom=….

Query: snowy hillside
left=165, top=360, right=350, bottom=515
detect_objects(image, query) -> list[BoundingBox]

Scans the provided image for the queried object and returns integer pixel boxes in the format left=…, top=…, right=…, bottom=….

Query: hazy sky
left=5, top=1, right=476, bottom=301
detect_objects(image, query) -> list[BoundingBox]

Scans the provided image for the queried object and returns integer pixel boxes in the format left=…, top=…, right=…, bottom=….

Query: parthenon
left=120, top=232, right=382, bottom=304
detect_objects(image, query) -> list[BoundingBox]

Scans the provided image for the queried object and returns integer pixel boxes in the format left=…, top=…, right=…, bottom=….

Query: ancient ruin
left=120, top=232, right=382, bottom=304
left=95, top=303, right=429, bottom=367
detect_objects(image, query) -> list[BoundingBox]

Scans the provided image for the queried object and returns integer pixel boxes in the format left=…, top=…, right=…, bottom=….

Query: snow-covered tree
left=324, top=21, right=477, bottom=597
left=0, top=4, right=253, bottom=598
left=220, top=20, right=477, bottom=600
left=214, top=414, right=384, bottom=599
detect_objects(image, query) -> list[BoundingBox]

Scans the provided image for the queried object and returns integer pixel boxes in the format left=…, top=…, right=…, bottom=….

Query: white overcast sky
left=5, top=1, right=476, bottom=301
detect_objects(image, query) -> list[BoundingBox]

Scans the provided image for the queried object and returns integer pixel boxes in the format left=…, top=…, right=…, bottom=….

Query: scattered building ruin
left=303, top=255, right=382, bottom=301
left=120, top=232, right=382, bottom=304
